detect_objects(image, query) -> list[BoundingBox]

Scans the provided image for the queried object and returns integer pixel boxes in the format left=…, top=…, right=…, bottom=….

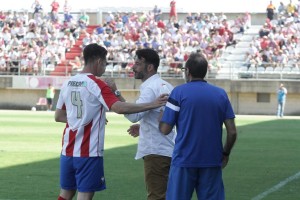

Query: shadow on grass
left=0, top=144, right=146, bottom=200
left=0, top=118, right=299, bottom=200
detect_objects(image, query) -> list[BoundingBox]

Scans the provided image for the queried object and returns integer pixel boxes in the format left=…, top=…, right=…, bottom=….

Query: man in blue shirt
left=277, top=83, right=287, bottom=118
left=159, top=52, right=237, bottom=200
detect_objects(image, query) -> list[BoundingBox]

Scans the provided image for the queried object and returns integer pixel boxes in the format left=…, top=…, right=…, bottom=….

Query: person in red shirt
left=260, top=36, right=270, bottom=50
left=169, top=0, right=177, bottom=22
left=157, top=19, right=165, bottom=29
left=50, top=0, right=60, bottom=22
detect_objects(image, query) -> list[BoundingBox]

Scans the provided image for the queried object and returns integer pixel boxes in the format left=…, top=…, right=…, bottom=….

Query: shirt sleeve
left=96, top=80, right=119, bottom=109
left=223, top=90, right=235, bottom=120
left=88, top=75, right=119, bottom=110
left=56, top=83, right=66, bottom=110
left=161, top=90, right=179, bottom=126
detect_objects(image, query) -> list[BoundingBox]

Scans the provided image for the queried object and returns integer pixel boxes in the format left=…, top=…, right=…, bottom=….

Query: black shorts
left=47, top=98, right=53, bottom=105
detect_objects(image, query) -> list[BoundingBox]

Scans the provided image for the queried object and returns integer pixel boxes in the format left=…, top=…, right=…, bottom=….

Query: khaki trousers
left=143, top=154, right=171, bottom=200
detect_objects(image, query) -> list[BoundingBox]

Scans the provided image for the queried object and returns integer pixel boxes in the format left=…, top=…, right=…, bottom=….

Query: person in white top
left=107, top=48, right=175, bottom=200
left=55, top=43, right=168, bottom=200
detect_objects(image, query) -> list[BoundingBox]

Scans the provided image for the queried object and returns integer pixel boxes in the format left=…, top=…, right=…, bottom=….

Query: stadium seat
left=265, top=66, right=274, bottom=73
left=291, top=67, right=300, bottom=74
left=36, top=97, right=47, bottom=110
left=273, top=67, right=282, bottom=73
left=257, top=66, right=265, bottom=73
left=282, top=67, right=291, bottom=74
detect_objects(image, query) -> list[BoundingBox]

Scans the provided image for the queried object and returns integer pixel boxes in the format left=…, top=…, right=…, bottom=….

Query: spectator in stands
left=78, top=11, right=89, bottom=29
left=153, top=5, right=162, bottom=22
left=286, top=0, right=296, bottom=16
left=276, top=49, right=288, bottom=67
left=169, top=0, right=177, bottom=22
left=259, top=24, right=271, bottom=38
left=63, top=0, right=72, bottom=22
left=0, top=8, right=251, bottom=77
left=20, top=54, right=29, bottom=73
left=50, top=0, right=60, bottom=23
left=267, top=1, right=276, bottom=20
left=32, top=0, right=43, bottom=19
left=277, top=83, right=287, bottom=118
left=8, top=47, right=20, bottom=73
left=278, top=2, right=286, bottom=14
left=0, top=52, right=7, bottom=73
left=69, top=56, right=82, bottom=72
left=260, top=36, right=270, bottom=50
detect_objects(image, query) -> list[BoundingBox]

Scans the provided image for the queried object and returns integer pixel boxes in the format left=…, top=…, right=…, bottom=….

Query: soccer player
left=159, top=52, right=237, bottom=200
left=55, top=43, right=168, bottom=200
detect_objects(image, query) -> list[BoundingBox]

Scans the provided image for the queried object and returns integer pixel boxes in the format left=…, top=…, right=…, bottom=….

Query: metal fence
left=1, top=59, right=300, bottom=80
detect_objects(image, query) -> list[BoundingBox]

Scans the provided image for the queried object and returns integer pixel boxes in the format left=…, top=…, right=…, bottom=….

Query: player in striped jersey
left=55, top=43, right=168, bottom=200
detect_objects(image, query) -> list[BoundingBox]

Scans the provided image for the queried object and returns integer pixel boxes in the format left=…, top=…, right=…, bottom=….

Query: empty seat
left=36, top=97, right=47, bottom=110
left=282, top=67, right=291, bottom=73
left=291, top=67, right=300, bottom=73
left=257, top=66, right=265, bottom=73
left=265, top=66, right=274, bottom=73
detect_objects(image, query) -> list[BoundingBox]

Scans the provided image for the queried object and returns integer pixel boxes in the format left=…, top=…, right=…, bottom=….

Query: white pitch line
left=251, top=171, right=300, bottom=200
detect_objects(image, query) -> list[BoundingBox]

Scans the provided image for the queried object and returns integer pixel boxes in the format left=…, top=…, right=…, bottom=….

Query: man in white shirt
left=107, top=48, right=175, bottom=200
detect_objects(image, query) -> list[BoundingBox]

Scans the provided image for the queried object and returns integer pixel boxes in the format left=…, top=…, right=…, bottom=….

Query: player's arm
left=110, top=94, right=167, bottom=114
left=124, top=88, right=156, bottom=123
left=55, top=108, right=67, bottom=123
left=222, top=118, right=237, bottom=169
left=159, top=122, right=174, bottom=135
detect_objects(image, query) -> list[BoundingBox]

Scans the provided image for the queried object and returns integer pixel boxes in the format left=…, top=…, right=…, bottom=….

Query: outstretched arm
left=110, top=94, right=168, bottom=114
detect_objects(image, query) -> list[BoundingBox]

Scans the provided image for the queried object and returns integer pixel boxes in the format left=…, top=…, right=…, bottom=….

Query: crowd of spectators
left=0, top=1, right=250, bottom=76
left=245, top=0, right=300, bottom=71
left=0, top=0, right=84, bottom=75
left=82, top=9, right=249, bottom=76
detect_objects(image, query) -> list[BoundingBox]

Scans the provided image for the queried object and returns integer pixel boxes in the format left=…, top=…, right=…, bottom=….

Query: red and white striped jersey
left=56, top=73, right=119, bottom=157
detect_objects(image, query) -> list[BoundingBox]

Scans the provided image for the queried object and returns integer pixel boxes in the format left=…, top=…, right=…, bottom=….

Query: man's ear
left=147, top=64, right=155, bottom=72
left=186, top=67, right=190, bottom=75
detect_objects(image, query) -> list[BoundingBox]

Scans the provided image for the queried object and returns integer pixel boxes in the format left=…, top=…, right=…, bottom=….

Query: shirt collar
left=140, top=74, right=160, bottom=89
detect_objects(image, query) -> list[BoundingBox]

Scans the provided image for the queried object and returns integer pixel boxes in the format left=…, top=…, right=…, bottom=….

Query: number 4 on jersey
left=71, top=91, right=83, bottom=118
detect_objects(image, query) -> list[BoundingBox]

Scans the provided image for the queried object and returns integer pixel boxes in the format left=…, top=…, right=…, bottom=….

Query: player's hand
left=127, top=124, right=140, bottom=138
left=155, top=94, right=169, bottom=107
left=222, top=155, right=229, bottom=169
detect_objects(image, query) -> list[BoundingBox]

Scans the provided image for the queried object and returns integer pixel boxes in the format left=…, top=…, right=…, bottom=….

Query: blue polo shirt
left=161, top=80, right=235, bottom=167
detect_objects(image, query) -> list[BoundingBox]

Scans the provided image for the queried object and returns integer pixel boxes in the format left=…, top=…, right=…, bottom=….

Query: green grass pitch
left=0, top=111, right=299, bottom=200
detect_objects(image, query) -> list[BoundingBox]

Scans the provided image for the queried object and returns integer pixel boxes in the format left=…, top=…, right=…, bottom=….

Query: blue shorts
left=166, top=166, right=224, bottom=200
left=60, top=155, right=106, bottom=192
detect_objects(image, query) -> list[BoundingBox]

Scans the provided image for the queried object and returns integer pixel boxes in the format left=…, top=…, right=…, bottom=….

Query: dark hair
left=83, top=43, right=107, bottom=65
left=185, top=53, right=208, bottom=78
left=135, top=48, right=160, bottom=71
